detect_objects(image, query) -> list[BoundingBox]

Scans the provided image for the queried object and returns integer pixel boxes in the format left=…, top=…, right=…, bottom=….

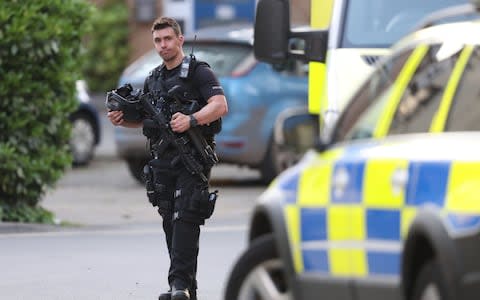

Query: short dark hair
left=151, top=17, right=182, bottom=36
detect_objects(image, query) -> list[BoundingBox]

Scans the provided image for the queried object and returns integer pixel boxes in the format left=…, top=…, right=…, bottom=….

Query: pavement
left=0, top=93, right=114, bottom=234
left=0, top=93, right=263, bottom=234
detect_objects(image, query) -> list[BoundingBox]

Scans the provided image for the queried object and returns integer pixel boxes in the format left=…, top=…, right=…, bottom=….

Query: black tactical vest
left=144, top=60, right=221, bottom=137
left=145, top=64, right=204, bottom=105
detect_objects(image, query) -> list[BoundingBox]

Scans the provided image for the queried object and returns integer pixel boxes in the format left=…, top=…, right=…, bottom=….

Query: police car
left=224, top=12, right=480, bottom=300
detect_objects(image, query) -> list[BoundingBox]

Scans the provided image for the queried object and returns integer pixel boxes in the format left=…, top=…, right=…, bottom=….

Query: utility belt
left=143, top=159, right=217, bottom=222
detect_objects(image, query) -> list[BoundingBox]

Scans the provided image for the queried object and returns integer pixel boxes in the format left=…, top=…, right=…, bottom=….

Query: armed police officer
left=107, top=17, right=227, bottom=300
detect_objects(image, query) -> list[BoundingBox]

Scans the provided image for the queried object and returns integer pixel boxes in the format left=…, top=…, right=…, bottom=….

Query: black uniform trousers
left=152, top=157, right=211, bottom=294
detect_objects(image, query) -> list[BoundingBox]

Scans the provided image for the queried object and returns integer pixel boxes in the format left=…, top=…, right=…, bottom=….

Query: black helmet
left=106, top=83, right=144, bottom=122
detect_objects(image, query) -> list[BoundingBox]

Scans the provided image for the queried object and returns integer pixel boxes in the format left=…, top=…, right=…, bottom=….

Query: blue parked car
left=114, top=25, right=308, bottom=183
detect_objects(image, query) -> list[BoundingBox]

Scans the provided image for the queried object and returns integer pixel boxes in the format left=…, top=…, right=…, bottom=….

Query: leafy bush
left=83, top=0, right=129, bottom=93
left=0, top=0, right=94, bottom=223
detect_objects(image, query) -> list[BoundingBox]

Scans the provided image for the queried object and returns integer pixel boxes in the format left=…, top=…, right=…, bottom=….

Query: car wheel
left=70, top=112, right=96, bottom=166
left=412, top=260, right=448, bottom=300
left=224, top=234, right=291, bottom=300
left=126, top=157, right=149, bottom=184
left=260, top=137, right=298, bottom=184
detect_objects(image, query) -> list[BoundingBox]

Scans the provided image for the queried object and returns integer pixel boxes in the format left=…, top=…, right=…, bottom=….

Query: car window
left=332, top=48, right=414, bottom=142
left=388, top=44, right=458, bottom=135
left=185, top=42, right=252, bottom=77
left=446, top=46, right=480, bottom=131
left=127, top=51, right=162, bottom=80
left=126, top=43, right=252, bottom=79
left=341, top=0, right=469, bottom=48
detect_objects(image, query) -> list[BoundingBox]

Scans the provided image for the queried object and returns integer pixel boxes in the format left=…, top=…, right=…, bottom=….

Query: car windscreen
left=126, top=42, right=252, bottom=79
left=340, top=0, right=469, bottom=48
left=184, top=42, right=252, bottom=76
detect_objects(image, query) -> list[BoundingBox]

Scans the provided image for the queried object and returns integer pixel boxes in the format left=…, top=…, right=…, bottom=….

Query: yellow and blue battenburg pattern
left=279, top=149, right=480, bottom=279
left=276, top=43, right=480, bottom=278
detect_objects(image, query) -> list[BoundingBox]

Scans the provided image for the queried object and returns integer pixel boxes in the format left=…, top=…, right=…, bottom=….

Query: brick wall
left=90, top=0, right=310, bottom=63
left=125, top=0, right=163, bottom=63
left=291, top=0, right=310, bottom=25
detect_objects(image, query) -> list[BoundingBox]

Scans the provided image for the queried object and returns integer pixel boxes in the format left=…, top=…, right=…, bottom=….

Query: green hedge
left=0, top=0, right=94, bottom=223
left=83, top=0, right=129, bottom=93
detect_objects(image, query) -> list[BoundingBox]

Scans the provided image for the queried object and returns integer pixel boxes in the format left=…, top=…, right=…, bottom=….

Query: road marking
left=0, top=225, right=247, bottom=239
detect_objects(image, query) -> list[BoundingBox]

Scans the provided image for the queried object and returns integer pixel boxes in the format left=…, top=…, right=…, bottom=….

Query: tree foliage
left=83, top=0, right=129, bottom=93
left=0, top=0, right=94, bottom=222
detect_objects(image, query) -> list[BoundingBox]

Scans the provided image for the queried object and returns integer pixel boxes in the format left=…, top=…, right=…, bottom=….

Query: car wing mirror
left=275, top=109, right=321, bottom=158
left=314, top=137, right=330, bottom=153
left=254, top=0, right=328, bottom=64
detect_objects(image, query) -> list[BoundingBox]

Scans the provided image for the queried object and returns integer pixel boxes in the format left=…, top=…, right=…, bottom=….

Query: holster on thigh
left=174, top=183, right=218, bottom=224
left=144, top=159, right=173, bottom=215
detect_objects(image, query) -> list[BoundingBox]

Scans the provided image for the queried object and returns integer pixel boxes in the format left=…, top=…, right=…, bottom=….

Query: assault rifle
left=139, top=85, right=219, bottom=182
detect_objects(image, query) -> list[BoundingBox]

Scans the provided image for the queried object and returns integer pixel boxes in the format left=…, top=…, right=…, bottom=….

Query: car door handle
left=332, top=167, right=349, bottom=198
left=391, top=167, right=408, bottom=195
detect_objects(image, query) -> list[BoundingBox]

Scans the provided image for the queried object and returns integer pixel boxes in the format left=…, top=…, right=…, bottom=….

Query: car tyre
left=412, top=260, right=448, bottom=300
left=126, top=157, right=149, bottom=184
left=70, top=112, right=96, bottom=166
left=224, top=234, right=291, bottom=300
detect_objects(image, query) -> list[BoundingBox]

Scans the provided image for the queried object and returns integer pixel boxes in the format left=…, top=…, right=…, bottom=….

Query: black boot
left=158, top=290, right=171, bottom=300
left=171, top=287, right=190, bottom=300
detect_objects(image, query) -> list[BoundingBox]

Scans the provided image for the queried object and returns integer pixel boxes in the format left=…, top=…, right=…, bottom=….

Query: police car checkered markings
left=443, top=160, right=480, bottom=237
left=301, top=240, right=402, bottom=275
left=406, top=161, right=450, bottom=207
left=301, top=240, right=401, bottom=252
left=348, top=134, right=480, bottom=161
left=331, top=162, right=364, bottom=203
left=277, top=170, right=300, bottom=205
left=299, top=250, right=402, bottom=276
left=277, top=142, right=480, bottom=277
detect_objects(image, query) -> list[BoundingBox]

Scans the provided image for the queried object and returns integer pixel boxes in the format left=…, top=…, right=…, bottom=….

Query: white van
left=257, top=0, right=471, bottom=140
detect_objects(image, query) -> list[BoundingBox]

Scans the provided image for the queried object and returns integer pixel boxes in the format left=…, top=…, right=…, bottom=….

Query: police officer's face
left=153, top=27, right=184, bottom=63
